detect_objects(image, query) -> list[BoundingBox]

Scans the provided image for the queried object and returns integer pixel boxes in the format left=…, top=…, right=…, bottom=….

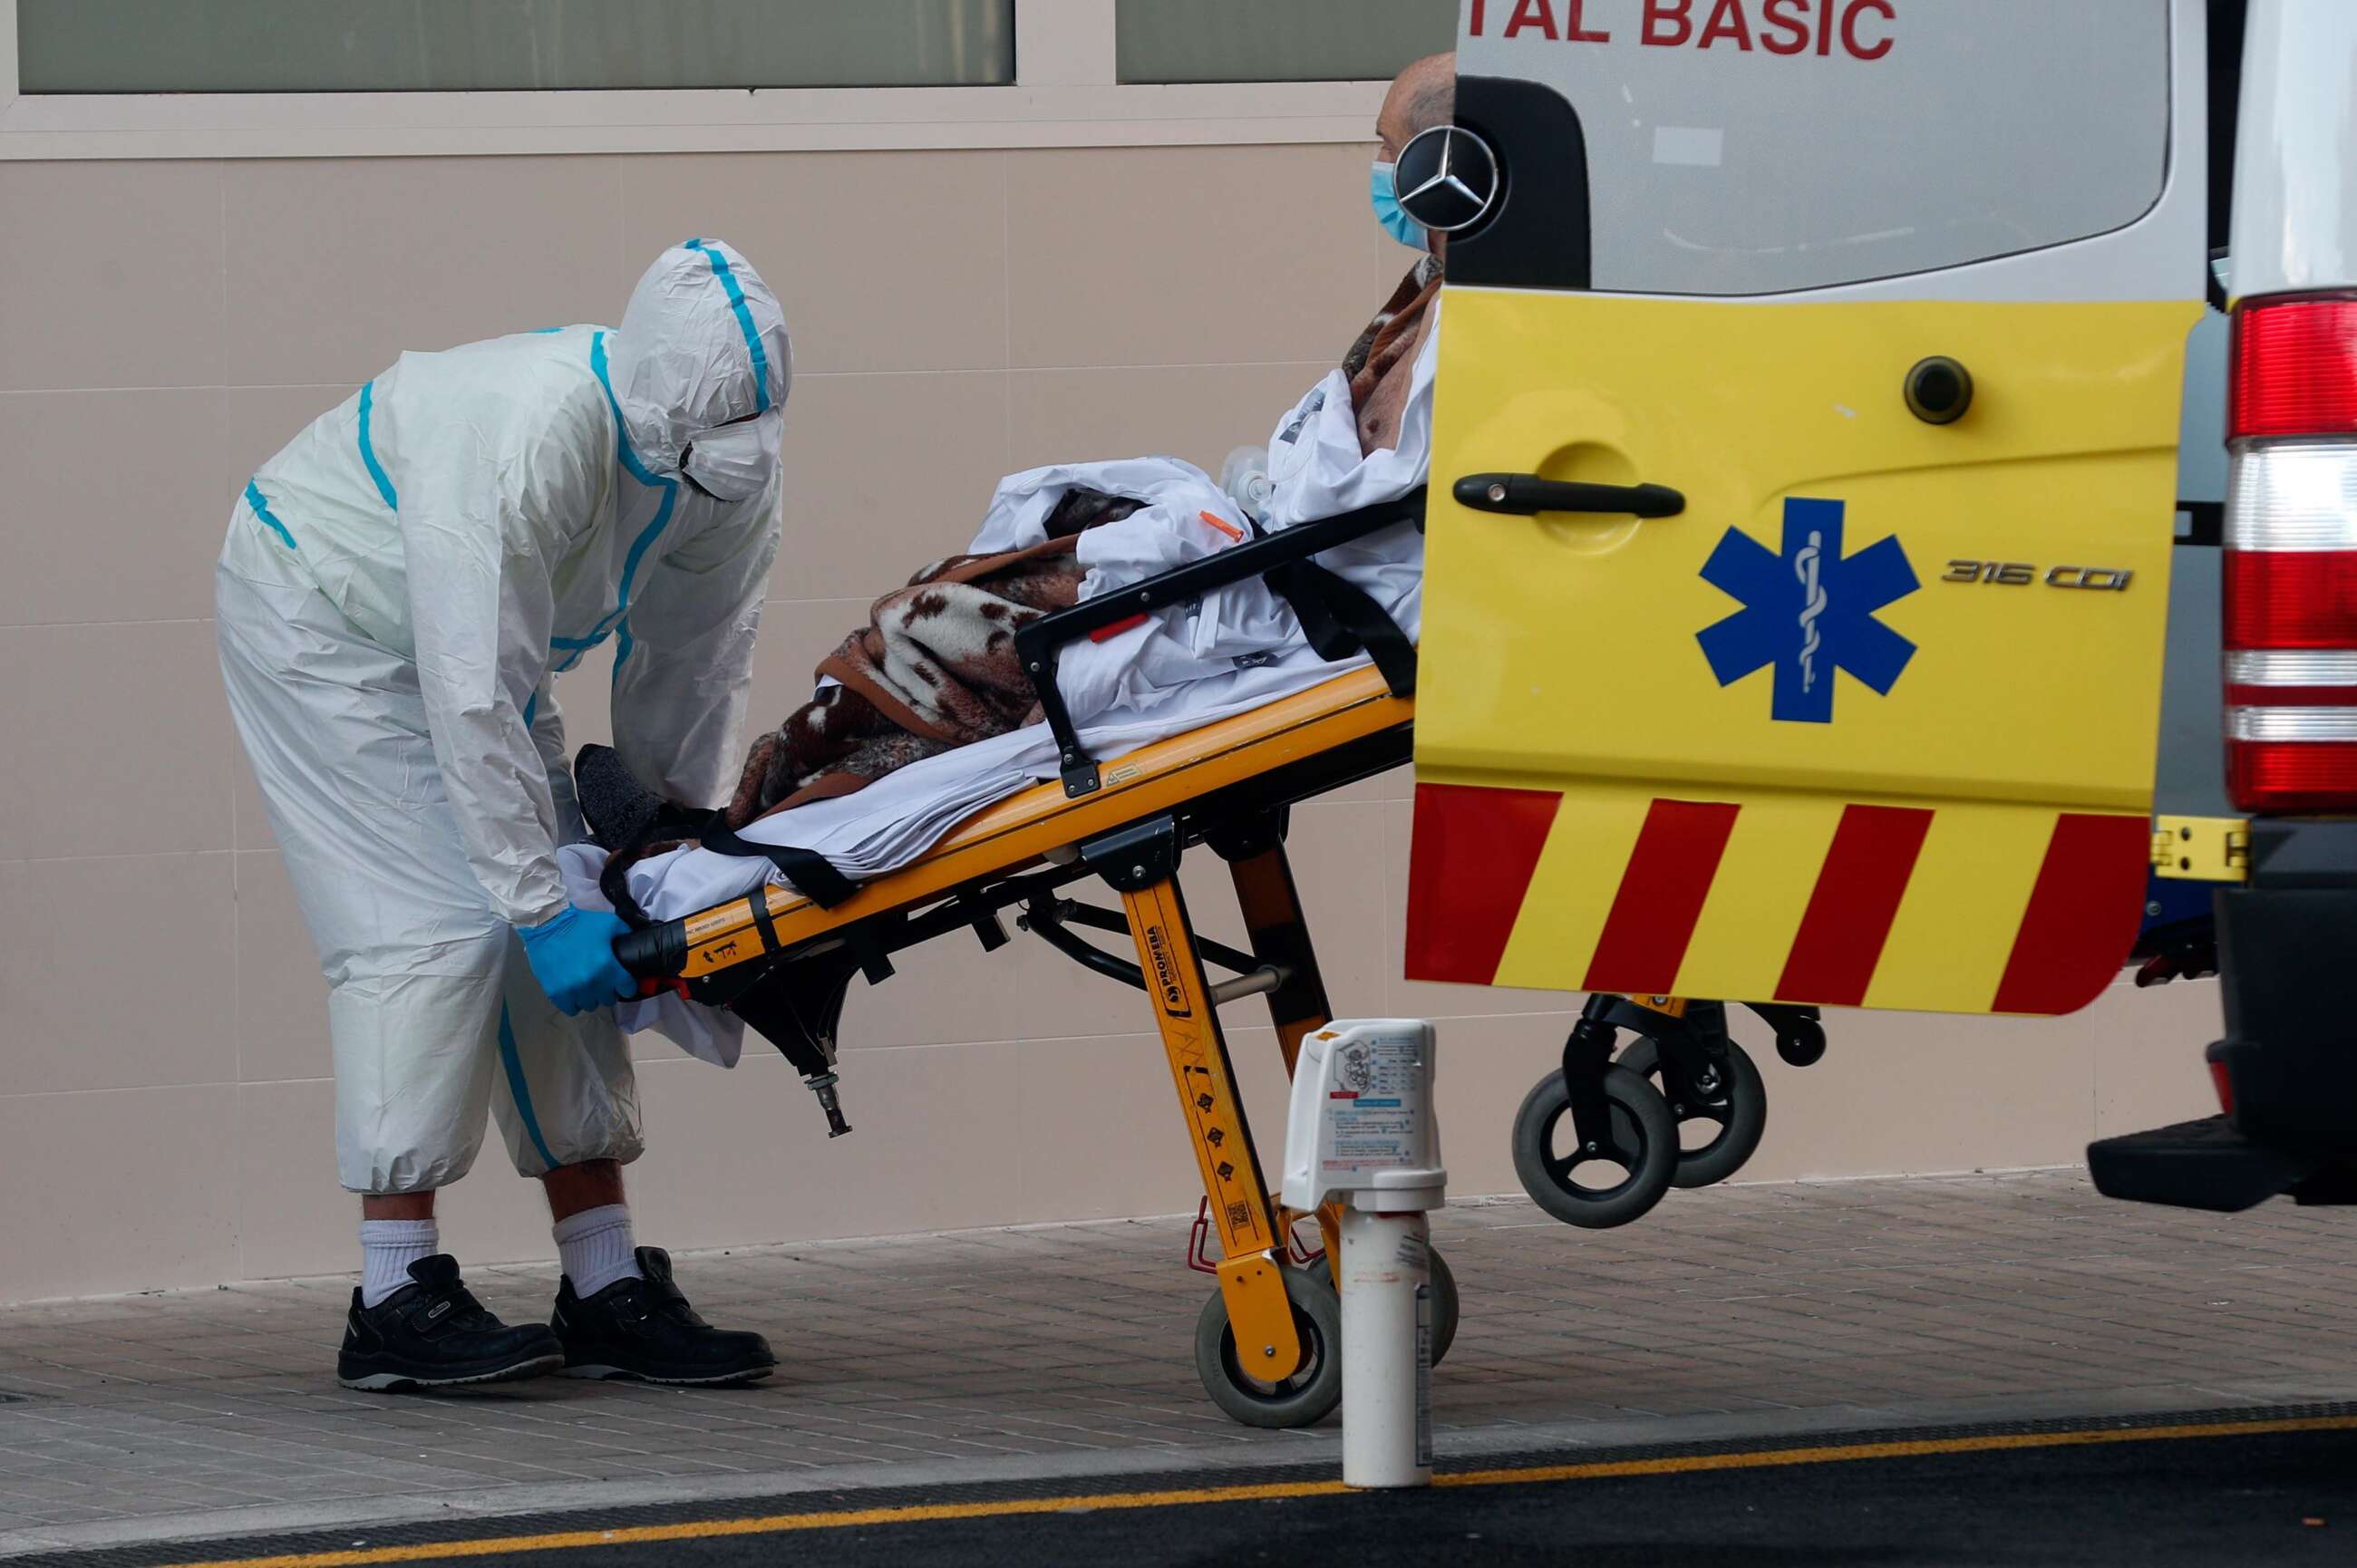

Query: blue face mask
left=1371, top=160, right=1427, bottom=251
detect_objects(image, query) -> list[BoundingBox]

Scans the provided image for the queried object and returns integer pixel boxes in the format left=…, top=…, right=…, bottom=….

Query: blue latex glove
left=518, top=906, right=638, bottom=1016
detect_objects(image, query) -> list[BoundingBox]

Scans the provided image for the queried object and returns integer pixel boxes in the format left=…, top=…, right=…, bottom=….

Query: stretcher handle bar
left=613, top=861, right=1097, bottom=984
left=614, top=922, right=685, bottom=981
left=1015, top=486, right=1427, bottom=800
left=1451, top=473, right=1684, bottom=518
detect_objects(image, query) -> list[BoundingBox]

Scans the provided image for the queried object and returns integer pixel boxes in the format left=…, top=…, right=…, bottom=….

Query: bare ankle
left=361, top=1191, right=436, bottom=1222
left=540, top=1159, right=626, bottom=1223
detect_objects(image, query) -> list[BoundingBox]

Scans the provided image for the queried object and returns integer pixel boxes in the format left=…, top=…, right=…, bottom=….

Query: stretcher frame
left=616, top=491, right=1428, bottom=1389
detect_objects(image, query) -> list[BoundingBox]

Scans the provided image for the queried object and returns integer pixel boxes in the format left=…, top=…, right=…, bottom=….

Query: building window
left=15, top=0, right=1017, bottom=93
left=1114, top=0, right=1456, bottom=85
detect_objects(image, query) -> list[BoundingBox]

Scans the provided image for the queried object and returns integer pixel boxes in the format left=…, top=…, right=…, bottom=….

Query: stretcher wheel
left=1615, top=1037, right=1767, bottom=1190
left=1194, top=1264, right=1343, bottom=1429
left=1510, top=1063, right=1678, bottom=1230
left=1427, top=1245, right=1460, bottom=1369
left=1776, top=1016, right=1828, bottom=1068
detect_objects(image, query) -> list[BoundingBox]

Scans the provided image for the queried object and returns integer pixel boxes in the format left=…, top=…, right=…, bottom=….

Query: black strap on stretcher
left=1260, top=549, right=1419, bottom=700
left=693, top=821, right=883, bottom=981
left=577, top=742, right=856, bottom=925
left=697, top=820, right=858, bottom=910
left=1013, top=486, right=1425, bottom=799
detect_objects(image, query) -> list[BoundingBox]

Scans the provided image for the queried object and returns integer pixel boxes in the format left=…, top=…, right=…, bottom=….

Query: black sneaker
left=551, top=1247, right=776, bottom=1386
left=337, top=1255, right=565, bottom=1391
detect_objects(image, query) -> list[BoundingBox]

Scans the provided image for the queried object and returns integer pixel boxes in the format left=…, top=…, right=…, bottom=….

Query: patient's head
left=1372, top=53, right=1457, bottom=260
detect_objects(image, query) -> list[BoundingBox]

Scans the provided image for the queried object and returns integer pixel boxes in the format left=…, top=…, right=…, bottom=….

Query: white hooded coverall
left=216, top=239, right=790, bottom=1194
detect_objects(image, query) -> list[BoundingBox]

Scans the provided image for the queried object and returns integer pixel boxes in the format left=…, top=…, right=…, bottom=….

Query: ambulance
left=1395, top=0, right=2357, bottom=1215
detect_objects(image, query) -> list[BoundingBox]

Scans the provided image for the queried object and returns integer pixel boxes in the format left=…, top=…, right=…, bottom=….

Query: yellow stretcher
left=694, top=668, right=1410, bottom=1424
left=607, top=489, right=1815, bottom=1427
left=603, top=490, right=1439, bottom=1428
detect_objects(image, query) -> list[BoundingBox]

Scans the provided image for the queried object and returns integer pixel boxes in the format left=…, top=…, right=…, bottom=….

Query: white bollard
left=1281, top=1019, right=1446, bottom=1490
left=1337, top=1205, right=1432, bottom=1487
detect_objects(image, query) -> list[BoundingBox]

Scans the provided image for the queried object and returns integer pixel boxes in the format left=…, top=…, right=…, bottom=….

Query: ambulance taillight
left=2222, top=296, right=2357, bottom=813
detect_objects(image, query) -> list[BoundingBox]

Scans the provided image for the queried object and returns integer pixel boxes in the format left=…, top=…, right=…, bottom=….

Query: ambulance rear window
left=1462, top=0, right=2171, bottom=296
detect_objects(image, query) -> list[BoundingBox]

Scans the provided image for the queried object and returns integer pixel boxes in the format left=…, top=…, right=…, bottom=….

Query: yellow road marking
left=162, top=1412, right=2357, bottom=1568
left=1441, top=1412, right=2357, bottom=1486
left=158, top=1481, right=1346, bottom=1568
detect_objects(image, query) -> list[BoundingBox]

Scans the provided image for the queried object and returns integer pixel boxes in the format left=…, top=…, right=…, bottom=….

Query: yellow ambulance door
left=1406, top=0, right=2206, bottom=1015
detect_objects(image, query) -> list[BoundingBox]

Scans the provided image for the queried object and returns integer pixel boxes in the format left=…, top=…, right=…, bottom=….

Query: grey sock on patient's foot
left=574, top=744, right=666, bottom=850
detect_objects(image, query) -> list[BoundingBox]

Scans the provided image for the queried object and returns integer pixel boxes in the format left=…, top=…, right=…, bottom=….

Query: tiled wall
left=0, top=145, right=2220, bottom=1302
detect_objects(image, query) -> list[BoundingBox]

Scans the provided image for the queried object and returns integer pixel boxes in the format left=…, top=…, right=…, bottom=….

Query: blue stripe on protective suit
left=497, top=1004, right=562, bottom=1170
left=589, top=330, right=679, bottom=674
left=243, top=480, right=296, bottom=549
left=357, top=381, right=399, bottom=508
left=684, top=237, right=772, bottom=414
left=547, top=627, right=615, bottom=675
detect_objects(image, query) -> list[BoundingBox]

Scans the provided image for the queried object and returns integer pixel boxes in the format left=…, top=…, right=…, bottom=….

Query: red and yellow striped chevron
left=1403, top=781, right=2150, bottom=1016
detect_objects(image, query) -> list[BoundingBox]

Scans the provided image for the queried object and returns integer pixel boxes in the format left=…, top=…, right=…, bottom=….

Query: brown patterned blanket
left=723, top=486, right=1142, bottom=828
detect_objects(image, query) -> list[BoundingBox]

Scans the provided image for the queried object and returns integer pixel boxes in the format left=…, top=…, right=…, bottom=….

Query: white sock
left=359, top=1218, right=440, bottom=1308
left=553, top=1205, right=644, bottom=1298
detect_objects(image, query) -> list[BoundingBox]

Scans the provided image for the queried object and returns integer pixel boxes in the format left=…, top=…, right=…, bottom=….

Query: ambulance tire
left=1510, top=1064, right=1679, bottom=1230
left=1194, top=1264, right=1343, bottom=1429
left=1615, top=1037, right=1768, bottom=1190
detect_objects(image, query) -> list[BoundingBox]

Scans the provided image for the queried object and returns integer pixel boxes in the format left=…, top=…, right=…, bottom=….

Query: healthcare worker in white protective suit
left=218, top=239, right=788, bottom=1391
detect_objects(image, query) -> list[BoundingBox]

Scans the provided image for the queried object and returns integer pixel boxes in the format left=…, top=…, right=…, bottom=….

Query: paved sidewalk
left=4, top=1170, right=2355, bottom=1557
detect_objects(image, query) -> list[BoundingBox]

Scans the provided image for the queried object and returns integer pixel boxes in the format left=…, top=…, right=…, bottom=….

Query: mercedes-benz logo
left=1394, top=123, right=1499, bottom=236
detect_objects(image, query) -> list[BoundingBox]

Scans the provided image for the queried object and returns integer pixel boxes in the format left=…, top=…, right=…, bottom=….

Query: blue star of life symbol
left=1695, top=497, right=1918, bottom=724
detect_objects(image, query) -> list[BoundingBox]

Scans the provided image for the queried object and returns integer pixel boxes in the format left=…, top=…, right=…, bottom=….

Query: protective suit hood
left=607, top=238, right=792, bottom=479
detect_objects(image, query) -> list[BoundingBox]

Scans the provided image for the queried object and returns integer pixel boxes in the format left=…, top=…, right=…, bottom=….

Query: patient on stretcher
left=562, top=57, right=1452, bottom=1028
left=582, top=249, right=1440, bottom=900
left=720, top=246, right=1441, bottom=828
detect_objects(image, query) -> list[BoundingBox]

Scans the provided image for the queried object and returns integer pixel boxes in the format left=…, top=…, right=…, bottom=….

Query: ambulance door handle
left=1452, top=474, right=1685, bottom=518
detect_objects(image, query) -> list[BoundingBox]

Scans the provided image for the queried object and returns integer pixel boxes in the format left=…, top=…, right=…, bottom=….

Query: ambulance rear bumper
left=2091, top=821, right=2357, bottom=1211
left=2089, top=1115, right=2323, bottom=1212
